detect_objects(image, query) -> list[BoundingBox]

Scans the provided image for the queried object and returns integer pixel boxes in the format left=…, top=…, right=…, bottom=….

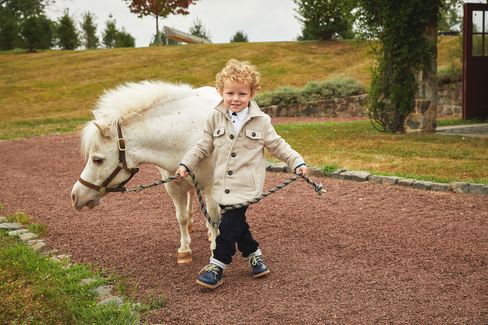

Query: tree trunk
left=156, top=14, right=159, bottom=35
left=396, top=111, right=406, bottom=133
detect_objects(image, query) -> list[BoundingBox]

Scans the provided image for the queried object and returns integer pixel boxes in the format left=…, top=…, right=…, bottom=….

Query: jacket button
left=231, top=153, right=236, bottom=157
left=225, top=189, right=230, bottom=194
left=230, top=134, right=234, bottom=139
left=252, top=132, right=256, bottom=137
left=217, top=130, right=220, bottom=135
left=228, top=171, right=233, bottom=175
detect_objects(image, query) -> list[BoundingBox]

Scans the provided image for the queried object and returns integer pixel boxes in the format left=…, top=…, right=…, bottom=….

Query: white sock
left=210, top=257, right=228, bottom=270
left=252, top=248, right=262, bottom=257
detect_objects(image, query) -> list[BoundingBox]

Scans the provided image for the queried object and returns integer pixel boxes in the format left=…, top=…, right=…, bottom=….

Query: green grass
left=437, top=117, right=487, bottom=127
left=0, top=209, right=167, bottom=324
left=0, top=117, right=91, bottom=140
left=267, top=120, right=488, bottom=184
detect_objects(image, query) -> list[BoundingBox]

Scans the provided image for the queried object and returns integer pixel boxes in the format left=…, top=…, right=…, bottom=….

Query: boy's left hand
left=296, top=165, right=308, bottom=177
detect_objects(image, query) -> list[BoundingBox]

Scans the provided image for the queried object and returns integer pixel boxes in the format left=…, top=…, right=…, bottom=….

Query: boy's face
left=221, top=79, right=255, bottom=113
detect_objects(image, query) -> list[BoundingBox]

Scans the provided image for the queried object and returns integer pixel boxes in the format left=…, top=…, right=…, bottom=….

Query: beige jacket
left=181, top=100, right=305, bottom=205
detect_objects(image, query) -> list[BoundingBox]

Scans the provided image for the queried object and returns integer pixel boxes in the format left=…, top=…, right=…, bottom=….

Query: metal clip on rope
left=124, top=171, right=326, bottom=228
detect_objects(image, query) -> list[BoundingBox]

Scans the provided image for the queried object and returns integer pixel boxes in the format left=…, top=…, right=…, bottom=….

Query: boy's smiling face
left=221, top=78, right=255, bottom=113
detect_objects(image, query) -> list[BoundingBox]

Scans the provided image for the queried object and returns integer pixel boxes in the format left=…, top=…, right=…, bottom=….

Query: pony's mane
left=81, top=80, right=195, bottom=156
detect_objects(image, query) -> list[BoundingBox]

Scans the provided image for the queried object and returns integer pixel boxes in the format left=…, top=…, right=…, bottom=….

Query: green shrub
left=255, top=76, right=365, bottom=107
left=437, top=66, right=462, bottom=85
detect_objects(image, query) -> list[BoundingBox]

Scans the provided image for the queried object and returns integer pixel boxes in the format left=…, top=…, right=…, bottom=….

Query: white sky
left=46, top=0, right=304, bottom=48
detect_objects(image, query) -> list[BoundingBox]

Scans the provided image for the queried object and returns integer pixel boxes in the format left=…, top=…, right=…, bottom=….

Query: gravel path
left=0, top=129, right=487, bottom=324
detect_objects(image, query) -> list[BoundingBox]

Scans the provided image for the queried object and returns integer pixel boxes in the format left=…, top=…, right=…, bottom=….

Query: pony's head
left=71, top=119, right=134, bottom=210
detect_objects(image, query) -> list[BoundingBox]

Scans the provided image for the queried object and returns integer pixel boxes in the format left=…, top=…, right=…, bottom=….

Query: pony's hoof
left=188, top=223, right=193, bottom=233
left=177, top=251, right=192, bottom=264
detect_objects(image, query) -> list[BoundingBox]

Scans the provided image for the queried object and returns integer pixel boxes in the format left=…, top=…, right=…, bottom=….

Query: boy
left=176, top=59, right=308, bottom=289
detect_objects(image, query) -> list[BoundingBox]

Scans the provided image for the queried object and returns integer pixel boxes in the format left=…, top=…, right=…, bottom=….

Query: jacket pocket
left=213, top=127, right=226, bottom=147
left=246, top=169, right=256, bottom=192
left=244, top=129, right=262, bottom=149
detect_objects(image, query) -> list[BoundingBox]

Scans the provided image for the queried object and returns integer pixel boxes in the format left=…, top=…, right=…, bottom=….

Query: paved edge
left=265, top=162, right=487, bottom=195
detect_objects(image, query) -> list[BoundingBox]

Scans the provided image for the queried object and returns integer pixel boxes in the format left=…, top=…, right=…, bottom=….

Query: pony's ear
left=93, top=122, right=111, bottom=138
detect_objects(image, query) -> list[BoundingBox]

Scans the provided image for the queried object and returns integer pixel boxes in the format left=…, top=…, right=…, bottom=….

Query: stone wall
left=260, top=83, right=462, bottom=119
left=437, top=82, right=462, bottom=116
left=260, top=94, right=369, bottom=118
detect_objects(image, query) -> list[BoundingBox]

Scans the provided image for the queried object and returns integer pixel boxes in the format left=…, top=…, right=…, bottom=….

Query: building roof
left=163, top=26, right=212, bottom=44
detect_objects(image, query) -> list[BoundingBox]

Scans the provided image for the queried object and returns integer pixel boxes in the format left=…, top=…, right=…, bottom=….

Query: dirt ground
left=0, top=117, right=487, bottom=324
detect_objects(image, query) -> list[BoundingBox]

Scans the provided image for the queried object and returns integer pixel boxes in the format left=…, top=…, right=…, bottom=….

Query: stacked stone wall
left=260, top=94, right=369, bottom=118
left=260, top=83, right=462, bottom=119
left=437, top=82, right=462, bottom=116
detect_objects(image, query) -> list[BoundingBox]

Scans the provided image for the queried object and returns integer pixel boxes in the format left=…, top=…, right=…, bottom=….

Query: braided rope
left=123, top=175, right=181, bottom=193
left=124, top=171, right=325, bottom=228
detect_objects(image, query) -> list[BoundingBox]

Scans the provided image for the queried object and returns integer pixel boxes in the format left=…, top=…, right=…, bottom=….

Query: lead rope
left=124, top=171, right=326, bottom=228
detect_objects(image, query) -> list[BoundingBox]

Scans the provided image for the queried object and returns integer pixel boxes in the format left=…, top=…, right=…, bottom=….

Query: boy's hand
left=176, top=165, right=189, bottom=180
left=296, top=165, right=308, bottom=177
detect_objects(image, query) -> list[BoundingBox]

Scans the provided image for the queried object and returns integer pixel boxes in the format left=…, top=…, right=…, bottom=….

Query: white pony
left=71, top=80, right=222, bottom=263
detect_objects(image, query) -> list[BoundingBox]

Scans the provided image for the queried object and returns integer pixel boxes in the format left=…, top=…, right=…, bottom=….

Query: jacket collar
left=215, top=99, right=263, bottom=119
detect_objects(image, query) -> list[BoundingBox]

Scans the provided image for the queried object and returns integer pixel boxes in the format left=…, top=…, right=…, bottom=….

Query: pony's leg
left=158, top=167, right=193, bottom=264
left=187, top=188, right=195, bottom=233
left=205, top=195, right=221, bottom=254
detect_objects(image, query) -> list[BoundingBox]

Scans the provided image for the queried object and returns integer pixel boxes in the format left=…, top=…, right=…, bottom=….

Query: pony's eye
left=92, top=158, right=104, bottom=165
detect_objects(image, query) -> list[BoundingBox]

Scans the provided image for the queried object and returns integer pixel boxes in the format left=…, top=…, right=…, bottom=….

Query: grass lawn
left=269, top=120, right=488, bottom=184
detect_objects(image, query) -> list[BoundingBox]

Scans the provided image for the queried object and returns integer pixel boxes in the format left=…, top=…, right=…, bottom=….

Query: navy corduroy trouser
left=212, top=205, right=259, bottom=265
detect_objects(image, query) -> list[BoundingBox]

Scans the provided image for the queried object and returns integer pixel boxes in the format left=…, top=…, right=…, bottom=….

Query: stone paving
left=265, top=163, right=488, bottom=195
left=436, top=123, right=488, bottom=137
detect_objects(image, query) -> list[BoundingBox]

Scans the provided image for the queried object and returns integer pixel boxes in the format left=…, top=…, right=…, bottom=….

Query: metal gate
left=463, top=3, right=488, bottom=120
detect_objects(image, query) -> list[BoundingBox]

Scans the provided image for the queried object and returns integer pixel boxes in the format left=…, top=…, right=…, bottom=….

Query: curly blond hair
left=215, top=59, right=261, bottom=94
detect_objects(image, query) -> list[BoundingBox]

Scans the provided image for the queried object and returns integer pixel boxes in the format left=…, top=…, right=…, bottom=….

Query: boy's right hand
left=176, top=165, right=189, bottom=180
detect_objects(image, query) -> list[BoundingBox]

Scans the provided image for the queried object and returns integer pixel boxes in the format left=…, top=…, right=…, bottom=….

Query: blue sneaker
left=248, top=253, right=270, bottom=278
left=196, top=264, right=224, bottom=289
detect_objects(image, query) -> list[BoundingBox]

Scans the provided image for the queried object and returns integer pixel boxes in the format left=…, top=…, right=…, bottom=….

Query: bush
left=254, top=76, right=365, bottom=107
left=437, top=66, right=462, bottom=85
left=230, top=30, right=248, bottom=43
left=115, top=28, right=135, bottom=48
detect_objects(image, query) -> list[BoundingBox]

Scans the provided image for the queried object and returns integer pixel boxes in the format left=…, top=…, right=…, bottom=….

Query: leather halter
left=78, top=122, right=139, bottom=194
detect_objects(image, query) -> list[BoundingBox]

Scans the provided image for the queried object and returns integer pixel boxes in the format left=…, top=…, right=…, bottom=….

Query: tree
left=102, top=14, right=117, bottom=48
left=115, top=27, right=136, bottom=47
left=0, top=10, right=20, bottom=50
left=19, top=14, right=52, bottom=52
left=0, top=0, right=50, bottom=19
left=123, top=0, right=199, bottom=36
left=438, top=0, right=463, bottom=33
left=355, top=0, right=444, bottom=132
left=0, top=0, right=52, bottom=50
left=230, top=30, right=248, bottom=43
left=102, top=15, right=136, bottom=48
left=189, top=16, right=211, bottom=41
left=293, top=0, right=355, bottom=40
left=80, top=11, right=99, bottom=49
left=57, top=9, right=80, bottom=50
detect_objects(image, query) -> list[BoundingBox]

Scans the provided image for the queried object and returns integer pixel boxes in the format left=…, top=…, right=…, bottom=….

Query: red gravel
left=0, top=127, right=487, bottom=324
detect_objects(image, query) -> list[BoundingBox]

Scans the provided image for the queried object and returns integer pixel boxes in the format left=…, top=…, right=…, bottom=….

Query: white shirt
left=228, top=107, right=249, bottom=135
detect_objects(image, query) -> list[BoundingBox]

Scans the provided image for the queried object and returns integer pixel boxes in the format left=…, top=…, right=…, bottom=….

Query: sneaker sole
left=253, top=269, right=270, bottom=278
left=196, top=279, right=223, bottom=289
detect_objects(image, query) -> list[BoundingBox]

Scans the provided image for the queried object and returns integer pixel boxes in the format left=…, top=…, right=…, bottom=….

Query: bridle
left=77, top=122, right=139, bottom=194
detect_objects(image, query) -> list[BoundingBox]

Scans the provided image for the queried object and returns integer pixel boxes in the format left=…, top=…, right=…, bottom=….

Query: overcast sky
left=46, top=0, right=304, bottom=48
